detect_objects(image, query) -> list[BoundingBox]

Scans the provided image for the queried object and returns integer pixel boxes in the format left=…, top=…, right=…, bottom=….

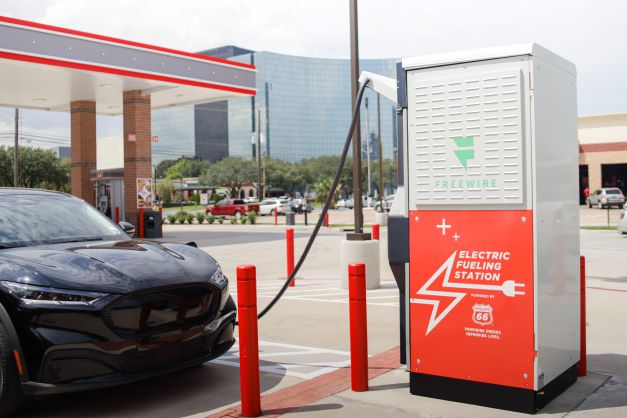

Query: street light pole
left=349, top=0, right=364, bottom=236
left=256, top=108, right=263, bottom=199
left=13, top=108, right=19, bottom=187
left=377, top=93, right=384, bottom=207
left=365, top=97, right=371, bottom=207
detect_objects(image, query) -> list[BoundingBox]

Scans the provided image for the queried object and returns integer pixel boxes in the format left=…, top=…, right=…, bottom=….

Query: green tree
left=0, top=146, right=69, bottom=190
left=200, top=157, right=256, bottom=197
left=165, top=158, right=211, bottom=180
left=300, top=155, right=357, bottom=198
left=155, top=159, right=177, bottom=179
left=157, top=180, right=175, bottom=205
left=265, top=158, right=304, bottom=196
left=313, top=177, right=341, bottom=208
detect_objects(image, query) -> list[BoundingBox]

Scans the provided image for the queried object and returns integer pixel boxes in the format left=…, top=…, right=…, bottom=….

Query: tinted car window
left=0, top=194, right=125, bottom=247
left=234, top=200, right=245, bottom=204
left=605, top=189, right=622, bottom=195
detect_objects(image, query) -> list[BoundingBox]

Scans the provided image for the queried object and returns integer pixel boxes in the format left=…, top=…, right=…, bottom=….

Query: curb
left=206, top=346, right=400, bottom=418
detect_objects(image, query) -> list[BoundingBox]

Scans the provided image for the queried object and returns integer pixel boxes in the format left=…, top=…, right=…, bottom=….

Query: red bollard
left=138, top=208, right=144, bottom=238
left=579, top=256, right=587, bottom=377
left=372, top=224, right=380, bottom=240
left=324, top=212, right=329, bottom=227
left=286, top=228, right=295, bottom=287
left=348, top=263, right=368, bottom=392
left=237, top=265, right=261, bottom=417
left=274, top=209, right=278, bottom=226
left=115, top=207, right=120, bottom=224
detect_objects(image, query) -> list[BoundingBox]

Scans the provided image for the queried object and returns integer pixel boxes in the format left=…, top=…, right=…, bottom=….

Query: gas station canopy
left=0, top=16, right=256, bottom=115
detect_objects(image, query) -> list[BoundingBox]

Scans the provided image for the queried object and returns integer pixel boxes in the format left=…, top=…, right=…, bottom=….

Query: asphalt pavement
left=19, top=223, right=627, bottom=418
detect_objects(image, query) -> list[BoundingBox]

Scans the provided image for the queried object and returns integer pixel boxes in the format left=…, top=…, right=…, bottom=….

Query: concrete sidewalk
left=185, top=227, right=627, bottom=418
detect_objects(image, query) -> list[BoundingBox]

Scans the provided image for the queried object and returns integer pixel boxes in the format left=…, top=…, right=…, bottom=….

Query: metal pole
left=377, top=93, right=384, bottom=208
left=365, top=97, right=371, bottom=207
left=349, top=0, right=364, bottom=235
left=256, top=108, right=263, bottom=199
left=13, top=108, right=19, bottom=187
left=179, top=177, right=183, bottom=212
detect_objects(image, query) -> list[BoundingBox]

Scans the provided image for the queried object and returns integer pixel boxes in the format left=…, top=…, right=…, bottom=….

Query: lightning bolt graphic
left=410, top=251, right=465, bottom=336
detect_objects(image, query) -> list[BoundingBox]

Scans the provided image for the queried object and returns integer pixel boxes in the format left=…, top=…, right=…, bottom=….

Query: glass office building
left=151, top=46, right=399, bottom=164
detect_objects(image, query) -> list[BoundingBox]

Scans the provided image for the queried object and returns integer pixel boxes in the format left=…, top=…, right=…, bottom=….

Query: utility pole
left=256, top=108, right=263, bottom=199
left=365, top=97, right=371, bottom=207
left=349, top=0, right=364, bottom=236
left=13, top=108, right=19, bottom=187
left=377, top=93, right=384, bottom=207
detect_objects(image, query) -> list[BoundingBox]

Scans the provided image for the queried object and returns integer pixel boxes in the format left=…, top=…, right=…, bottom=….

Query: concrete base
left=374, top=211, right=388, bottom=226
left=340, top=239, right=380, bottom=290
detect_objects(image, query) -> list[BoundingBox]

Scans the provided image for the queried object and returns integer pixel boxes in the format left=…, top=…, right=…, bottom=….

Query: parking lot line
left=229, top=279, right=400, bottom=308
left=211, top=340, right=356, bottom=380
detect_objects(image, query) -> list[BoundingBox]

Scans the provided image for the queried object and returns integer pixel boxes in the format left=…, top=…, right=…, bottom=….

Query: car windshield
left=0, top=193, right=126, bottom=248
left=605, top=189, right=622, bottom=195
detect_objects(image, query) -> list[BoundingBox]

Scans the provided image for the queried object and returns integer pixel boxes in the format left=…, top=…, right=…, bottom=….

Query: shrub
left=240, top=216, right=248, bottom=224
left=167, top=214, right=176, bottom=224
left=186, top=213, right=195, bottom=224
left=218, top=216, right=224, bottom=224
left=207, top=214, right=215, bottom=224
left=229, top=216, right=237, bottom=224
left=246, top=211, right=257, bottom=225
left=196, top=213, right=205, bottom=224
left=176, top=214, right=187, bottom=224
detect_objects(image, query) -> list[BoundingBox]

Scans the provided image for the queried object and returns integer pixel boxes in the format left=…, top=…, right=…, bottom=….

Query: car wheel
left=0, top=323, right=28, bottom=416
left=234, top=211, right=242, bottom=219
left=588, top=200, right=592, bottom=208
left=270, top=209, right=275, bottom=216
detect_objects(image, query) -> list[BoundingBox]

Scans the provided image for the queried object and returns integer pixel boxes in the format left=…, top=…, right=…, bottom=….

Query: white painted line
left=210, top=340, right=356, bottom=380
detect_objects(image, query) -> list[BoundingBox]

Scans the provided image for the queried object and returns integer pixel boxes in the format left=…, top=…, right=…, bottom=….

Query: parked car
left=258, top=199, right=289, bottom=216
left=618, top=204, right=627, bottom=234
left=336, top=199, right=353, bottom=210
left=0, top=189, right=236, bottom=415
left=206, top=198, right=259, bottom=218
left=587, top=188, right=625, bottom=209
left=374, top=195, right=395, bottom=212
left=288, top=199, right=313, bottom=214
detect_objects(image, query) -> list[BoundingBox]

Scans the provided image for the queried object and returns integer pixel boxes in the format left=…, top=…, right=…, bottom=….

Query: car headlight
left=210, top=268, right=228, bottom=289
left=0, top=282, right=108, bottom=306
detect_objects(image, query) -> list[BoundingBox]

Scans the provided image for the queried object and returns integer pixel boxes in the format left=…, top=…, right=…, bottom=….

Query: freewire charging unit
left=387, top=44, right=580, bottom=413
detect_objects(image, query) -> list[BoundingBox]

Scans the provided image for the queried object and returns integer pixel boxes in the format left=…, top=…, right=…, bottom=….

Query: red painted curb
left=206, top=346, right=400, bottom=418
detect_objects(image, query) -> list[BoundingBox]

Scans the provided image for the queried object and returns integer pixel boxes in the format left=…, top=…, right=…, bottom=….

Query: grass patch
left=581, top=225, right=618, bottom=230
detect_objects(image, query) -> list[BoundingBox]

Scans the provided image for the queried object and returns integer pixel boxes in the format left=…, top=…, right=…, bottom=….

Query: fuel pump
left=92, top=170, right=125, bottom=222
left=379, top=44, right=581, bottom=413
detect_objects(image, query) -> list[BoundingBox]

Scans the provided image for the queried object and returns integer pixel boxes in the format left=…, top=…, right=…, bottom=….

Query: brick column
left=70, top=101, right=97, bottom=206
left=123, top=90, right=152, bottom=227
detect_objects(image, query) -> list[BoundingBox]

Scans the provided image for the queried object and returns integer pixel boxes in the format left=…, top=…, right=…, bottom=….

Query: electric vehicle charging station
left=372, top=44, right=580, bottom=413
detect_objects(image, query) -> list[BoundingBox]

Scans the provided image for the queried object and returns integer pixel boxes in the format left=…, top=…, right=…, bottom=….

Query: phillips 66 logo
left=472, top=304, right=494, bottom=326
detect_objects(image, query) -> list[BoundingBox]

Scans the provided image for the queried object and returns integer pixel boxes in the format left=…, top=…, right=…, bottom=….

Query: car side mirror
left=118, top=221, right=136, bottom=237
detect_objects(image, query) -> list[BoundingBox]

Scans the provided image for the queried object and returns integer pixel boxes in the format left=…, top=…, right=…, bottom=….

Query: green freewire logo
left=452, top=136, right=474, bottom=170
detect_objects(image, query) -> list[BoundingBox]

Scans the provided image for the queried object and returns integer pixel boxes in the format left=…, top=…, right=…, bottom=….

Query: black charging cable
left=245, top=81, right=370, bottom=320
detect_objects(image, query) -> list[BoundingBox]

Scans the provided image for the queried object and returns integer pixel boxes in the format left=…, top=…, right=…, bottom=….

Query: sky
left=0, top=0, right=626, bottom=148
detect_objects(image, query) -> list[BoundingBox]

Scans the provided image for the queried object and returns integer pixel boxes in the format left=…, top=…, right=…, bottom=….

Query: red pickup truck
left=206, top=199, right=259, bottom=218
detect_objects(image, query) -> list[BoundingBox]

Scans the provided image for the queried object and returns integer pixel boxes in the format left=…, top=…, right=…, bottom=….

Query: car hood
left=0, top=240, right=219, bottom=294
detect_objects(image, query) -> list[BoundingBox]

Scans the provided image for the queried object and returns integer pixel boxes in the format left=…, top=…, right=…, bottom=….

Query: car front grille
left=103, top=283, right=219, bottom=339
